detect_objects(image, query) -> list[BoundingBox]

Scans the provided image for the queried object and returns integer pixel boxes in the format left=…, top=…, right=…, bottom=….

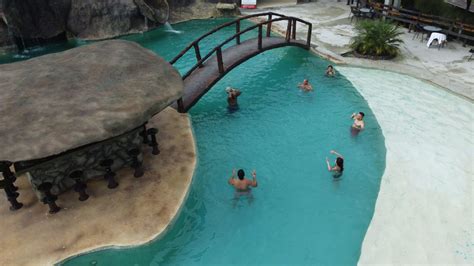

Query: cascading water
left=164, top=22, right=182, bottom=34
left=144, top=16, right=149, bottom=33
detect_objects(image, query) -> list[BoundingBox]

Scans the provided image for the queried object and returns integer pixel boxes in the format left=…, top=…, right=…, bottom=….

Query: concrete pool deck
left=0, top=107, right=196, bottom=266
left=245, top=1, right=473, bottom=264
left=243, top=0, right=474, bottom=100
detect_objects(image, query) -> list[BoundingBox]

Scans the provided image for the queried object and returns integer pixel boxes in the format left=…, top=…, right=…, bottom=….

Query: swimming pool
left=2, top=19, right=386, bottom=265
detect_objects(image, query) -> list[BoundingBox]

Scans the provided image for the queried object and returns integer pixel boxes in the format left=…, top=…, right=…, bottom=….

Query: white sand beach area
left=338, top=67, right=473, bottom=265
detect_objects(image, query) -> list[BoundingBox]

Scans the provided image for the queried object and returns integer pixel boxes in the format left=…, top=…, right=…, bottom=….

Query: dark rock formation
left=0, top=0, right=240, bottom=49
left=168, top=0, right=240, bottom=23
left=2, top=0, right=70, bottom=47
left=68, top=0, right=147, bottom=40
left=0, top=17, right=13, bottom=49
left=0, top=0, right=171, bottom=44
left=135, top=0, right=169, bottom=24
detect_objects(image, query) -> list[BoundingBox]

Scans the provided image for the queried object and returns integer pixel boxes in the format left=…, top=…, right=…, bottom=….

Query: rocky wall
left=0, top=0, right=241, bottom=49
left=169, top=0, right=240, bottom=23
left=0, top=19, right=14, bottom=50
left=0, top=0, right=171, bottom=47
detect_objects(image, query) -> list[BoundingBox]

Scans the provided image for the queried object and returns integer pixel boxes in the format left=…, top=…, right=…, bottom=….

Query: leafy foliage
left=350, top=20, right=404, bottom=58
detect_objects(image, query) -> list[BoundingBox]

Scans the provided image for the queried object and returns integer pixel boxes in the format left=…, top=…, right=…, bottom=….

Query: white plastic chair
left=427, top=32, right=447, bottom=50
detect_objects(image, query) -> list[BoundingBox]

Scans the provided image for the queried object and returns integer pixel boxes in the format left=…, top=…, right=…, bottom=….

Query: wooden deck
left=174, top=37, right=307, bottom=112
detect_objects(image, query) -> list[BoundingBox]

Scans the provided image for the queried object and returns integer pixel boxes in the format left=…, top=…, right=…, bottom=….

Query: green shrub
left=350, top=20, right=404, bottom=58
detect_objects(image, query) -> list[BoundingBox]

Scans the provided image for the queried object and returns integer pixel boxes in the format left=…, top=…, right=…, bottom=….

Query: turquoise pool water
left=1, top=19, right=386, bottom=265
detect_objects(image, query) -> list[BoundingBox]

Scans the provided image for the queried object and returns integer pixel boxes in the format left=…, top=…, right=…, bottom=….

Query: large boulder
left=0, top=40, right=183, bottom=162
left=134, top=0, right=169, bottom=24
left=67, top=0, right=146, bottom=40
left=2, top=0, right=70, bottom=40
left=168, top=0, right=240, bottom=23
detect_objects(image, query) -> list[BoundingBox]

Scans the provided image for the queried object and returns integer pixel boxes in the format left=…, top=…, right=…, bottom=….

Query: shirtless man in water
left=298, top=79, right=313, bottom=92
left=226, top=87, right=241, bottom=109
left=228, top=169, right=257, bottom=193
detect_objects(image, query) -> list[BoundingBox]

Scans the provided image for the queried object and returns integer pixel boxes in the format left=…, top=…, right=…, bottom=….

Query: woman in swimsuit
left=325, top=65, right=336, bottom=77
left=350, top=112, right=365, bottom=136
left=326, top=150, right=344, bottom=178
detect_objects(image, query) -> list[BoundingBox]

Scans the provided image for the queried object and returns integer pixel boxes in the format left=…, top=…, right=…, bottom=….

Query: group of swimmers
left=298, top=65, right=336, bottom=92
left=226, top=65, right=366, bottom=193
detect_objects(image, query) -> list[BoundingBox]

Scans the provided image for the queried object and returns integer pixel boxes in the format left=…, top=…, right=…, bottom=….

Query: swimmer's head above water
left=237, top=169, right=245, bottom=180
left=352, top=112, right=365, bottom=120
left=336, top=157, right=344, bottom=172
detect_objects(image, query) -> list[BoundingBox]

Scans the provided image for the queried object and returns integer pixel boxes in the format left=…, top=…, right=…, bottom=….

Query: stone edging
left=351, top=50, right=396, bottom=60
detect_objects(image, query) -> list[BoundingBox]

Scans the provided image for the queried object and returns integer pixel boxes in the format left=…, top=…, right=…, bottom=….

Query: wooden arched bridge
left=170, top=12, right=313, bottom=113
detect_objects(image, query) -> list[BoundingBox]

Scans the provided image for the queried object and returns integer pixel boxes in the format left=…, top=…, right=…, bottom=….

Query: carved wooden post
left=0, top=179, right=23, bottom=211
left=267, top=14, right=272, bottom=37
left=216, top=47, right=224, bottom=74
left=236, top=20, right=241, bottom=45
left=0, top=161, right=18, bottom=191
left=100, top=159, right=118, bottom=189
left=139, top=124, right=149, bottom=144
left=38, top=182, right=60, bottom=214
left=258, top=24, right=263, bottom=50
left=0, top=161, right=22, bottom=211
left=147, top=128, right=160, bottom=155
left=128, top=148, right=144, bottom=178
left=70, top=170, right=89, bottom=201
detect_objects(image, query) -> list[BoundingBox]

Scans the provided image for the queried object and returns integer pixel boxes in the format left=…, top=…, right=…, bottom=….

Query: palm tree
left=350, top=20, right=404, bottom=58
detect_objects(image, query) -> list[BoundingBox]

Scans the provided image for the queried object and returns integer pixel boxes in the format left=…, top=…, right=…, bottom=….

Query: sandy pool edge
left=337, top=67, right=473, bottom=265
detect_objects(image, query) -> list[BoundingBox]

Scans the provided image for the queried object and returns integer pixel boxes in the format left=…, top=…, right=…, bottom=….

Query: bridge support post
left=216, top=47, right=224, bottom=74
left=292, top=19, right=297, bottom=40
left=267, top=14, right=272, bottom=37
left=177, top=98, right=185, bottom=113
left=286, top=19, right=292, bottom=42
left=236, top=21, right=241, bottom=45
left=258, top=25, right=263, bottom=50
left=307, top=23, right=312, bottom=49
left=193, top=43, right=203, bottom=68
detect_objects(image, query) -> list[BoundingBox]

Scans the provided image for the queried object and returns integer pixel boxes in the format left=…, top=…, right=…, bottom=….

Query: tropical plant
left=350, top=20, right=404, bottom=58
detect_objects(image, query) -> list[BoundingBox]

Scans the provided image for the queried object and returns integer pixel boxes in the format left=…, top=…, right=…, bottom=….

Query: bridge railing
left=170, top=12, right=312, bottom=80
left=170, top=12, right=285, bottom=65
